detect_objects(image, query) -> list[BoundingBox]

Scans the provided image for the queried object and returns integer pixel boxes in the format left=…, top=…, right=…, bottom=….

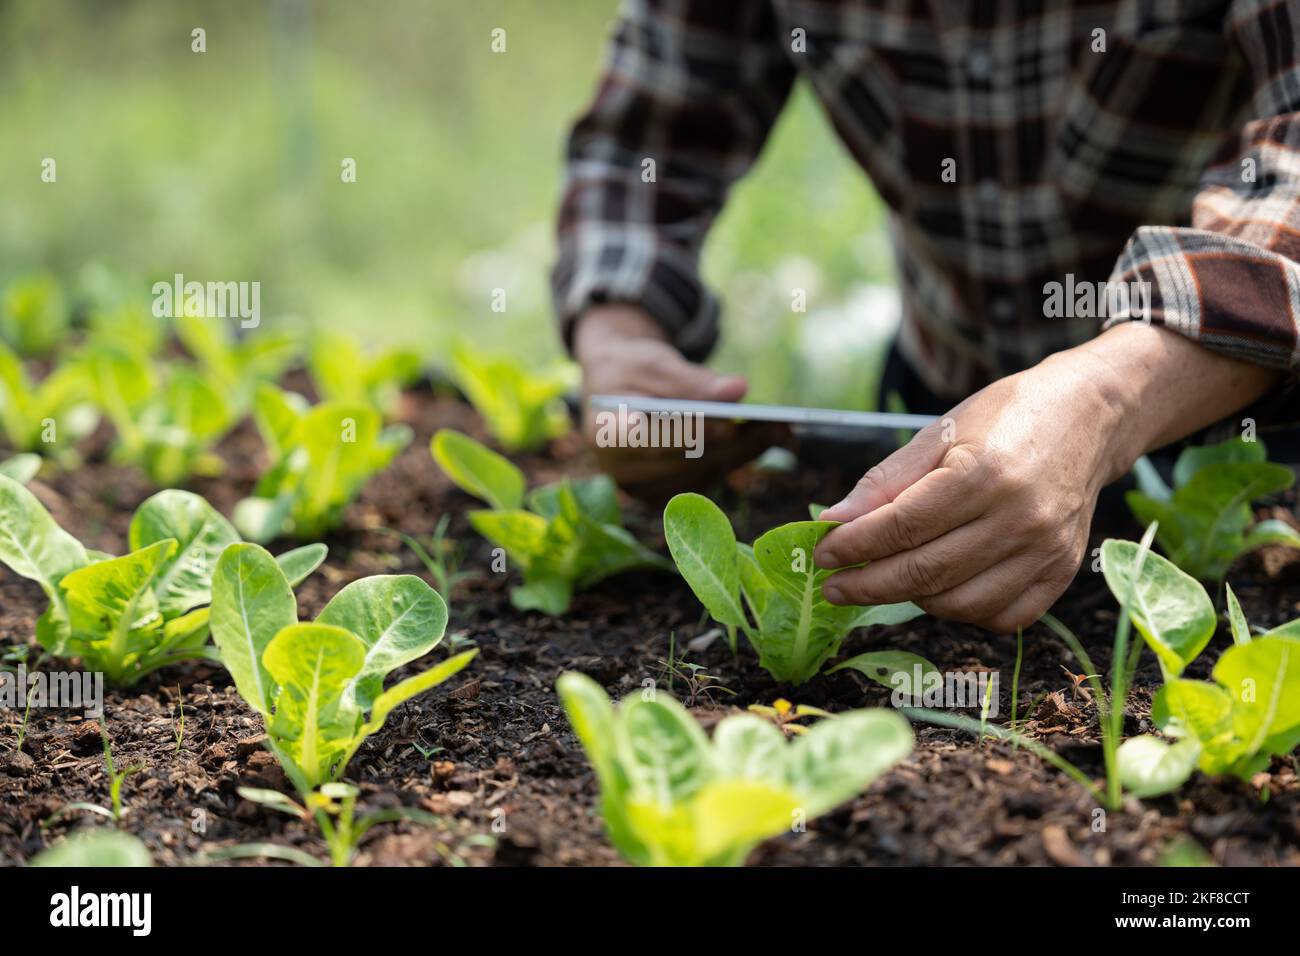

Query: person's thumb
left=819, top=425, right=947, bottom=523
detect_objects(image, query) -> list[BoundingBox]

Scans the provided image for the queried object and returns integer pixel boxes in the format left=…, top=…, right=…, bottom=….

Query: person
left=551, top=1, right=1299, bottom=633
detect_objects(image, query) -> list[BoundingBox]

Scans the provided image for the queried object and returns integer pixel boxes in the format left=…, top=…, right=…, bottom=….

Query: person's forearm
left=1066, top=322, right=1282, bottom=483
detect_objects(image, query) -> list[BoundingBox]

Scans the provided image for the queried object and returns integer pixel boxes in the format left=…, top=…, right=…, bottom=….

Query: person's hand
left=574, top=304, right=786, bottom=501
left=811, top=349, right=1132, bottom=632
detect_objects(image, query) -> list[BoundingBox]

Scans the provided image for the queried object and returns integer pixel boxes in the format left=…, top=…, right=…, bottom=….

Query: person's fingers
left=915, top=556, right=1064, bottom=632
left=820, top=515, right=1014, bottom=605
left=630, top=350, right=748, bottom=402
left=814, top=444, right=985, bottom=567
left=818, top=422, right=950, bottom=524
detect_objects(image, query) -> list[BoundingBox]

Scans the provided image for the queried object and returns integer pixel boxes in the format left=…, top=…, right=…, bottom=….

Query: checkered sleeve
left=1104, top=1, right=1300, bottom=375
left=551, top=0, right=796, bottom=361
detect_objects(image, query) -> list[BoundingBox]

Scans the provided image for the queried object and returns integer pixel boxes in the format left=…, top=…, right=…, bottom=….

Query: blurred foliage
left=0, top=0, right=891, bottom=409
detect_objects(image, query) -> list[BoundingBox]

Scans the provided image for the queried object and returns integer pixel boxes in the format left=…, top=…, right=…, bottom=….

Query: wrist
left=1037, top=336, right=1147, bottom=488
left=573, top=304, right=669, bottom=364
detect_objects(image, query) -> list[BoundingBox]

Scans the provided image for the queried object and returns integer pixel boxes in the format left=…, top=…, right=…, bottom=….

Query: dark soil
left=3, top=388, right=1299, bottom=867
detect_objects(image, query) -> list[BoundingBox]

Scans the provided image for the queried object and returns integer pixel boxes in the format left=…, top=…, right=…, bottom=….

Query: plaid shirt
left=552, top=0, right=1300, bottom=402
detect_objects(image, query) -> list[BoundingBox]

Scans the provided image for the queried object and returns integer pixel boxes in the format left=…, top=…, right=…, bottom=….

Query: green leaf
left=0, top=476, right=88, bottom=619
left=263, top=623, right=367, bottom=789
left=210, top=543, right=297, bottom=715
left=275, top=543, right=328, bottom=587
left=1131, top=455, right=1172, bottom=502
left=1212, top=634, right=1300, bottom=766
left=317, top=574, right=449, bottom=710
left=615, top=695, right=712, bottom=809
left=1117, top=735, right=1200, bottom=798
left=1100, top=538, right=1216, bottom=676
left=1224, top=583, right=1251, bottom=647
left=784, top=708, right=912, bottom=817
left=662, top=493, right=748, bottom=632
left=1172, top=437, right=1265, bottom=489
left=829, top=649, right=940, bottom=694
left=357, top=648, right=478, bottom=736
left=129, top=489, right=240, bottom=616
left=61, top=539, right=176, bottom=678
left=0, top=454, right=40, bottom=484
left=430, top=429, right=524, bottom=510
left=448, top=342, right=574, bottom=452
left=710, top=714, right=788, bottom=783
left=28, top=830, right=151, bottom=868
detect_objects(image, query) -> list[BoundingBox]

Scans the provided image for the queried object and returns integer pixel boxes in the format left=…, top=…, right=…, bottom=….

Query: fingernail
left=814, top=547, right=838, bottom=568
left=822, top=584, right=844, bottom=604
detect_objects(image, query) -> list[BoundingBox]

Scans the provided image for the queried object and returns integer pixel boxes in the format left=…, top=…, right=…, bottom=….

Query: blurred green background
left=0, top=0, right=893, bottom=408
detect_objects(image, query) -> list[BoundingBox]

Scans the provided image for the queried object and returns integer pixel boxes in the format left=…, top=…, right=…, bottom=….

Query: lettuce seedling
left=0, top=477, right=325, bottom=684
left=1, top=274, right=68, bottom=356
left=663, top=492, right=924, bottom=685
left=309, top=328, right=422, bottom=420
left=447, top=341, right=575, bottom=452
left=79, top=344, right=234, bottom=486
left=431, top=429, right=671, bottom=615
left=234, top=384, right=413, bottom=542
left=176, top=313, right=299, bottom=415
left=1098, top=539, right=1300, bottom=794
left=210, top=543, right=477, bottom=791
left=557, top=671, right=912, bottom=866
left=1127, top=437, right=1300, bottom=582
left=0, top=341, right=97, bottom=457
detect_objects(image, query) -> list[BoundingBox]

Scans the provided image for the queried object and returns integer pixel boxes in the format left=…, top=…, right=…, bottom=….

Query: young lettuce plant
left=0, top=341, right=97, bottom=458
left=1, top=274, right=68, bottom=356
left=1098, top=540, right=1300, bottom=795
left=209, top=543, right=477, bottom=792
left=234, top=384, right=412, bottom=542
left=431, top=429, right=671, bottom=615
left=447, top=341, right=575, bottom=452
left=308, top=328, right=421, bottom=420
left=557, top=671, right=912, bottom=866
left=1127, top=436, right=1300, bottom=583
left=0, top=476, right=325, bottom=685
left=662, top=493, right=924, bottom=685
left=79, top=344, right=233, bottom=486
left=176, top=313, right=299, bottom=415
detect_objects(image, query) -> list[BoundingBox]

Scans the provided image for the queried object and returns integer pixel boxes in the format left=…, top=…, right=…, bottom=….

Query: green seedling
left=0, top=341, right=97, bottom=457
left=29, top=829, right=153, bottom=867
left=209, top=543, right=477, bottom=791
left=558, top=671, right=913, bottom=866
left=176, top=313, right=299, bottom=415
left=235, top=384, right=412, bottom=542
left=225, top=783, right=452, bottom=867
left=447, top=341, right=575, bottom=452
left=172, top=688, right=185, bottom=755
left=1127, top=437, right=1300, bottom=583
left=656, top=634, right=734, bottom=707
left=663, top=492, right=924, bottom=685
left=432, top=429, right=671, bottom=615
left=309, top=328, right=421, bottom=420
left=1098, top=542, right=1300, bottom=794
left=0, top=477, right=325, bottom=684
left=79, top=344, right=233, bottom=486
left=382, top=514, right=472, bottom=598
left=44, top=729, right=144, bottom=825
left=1, top=274, right=68, bottom=356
